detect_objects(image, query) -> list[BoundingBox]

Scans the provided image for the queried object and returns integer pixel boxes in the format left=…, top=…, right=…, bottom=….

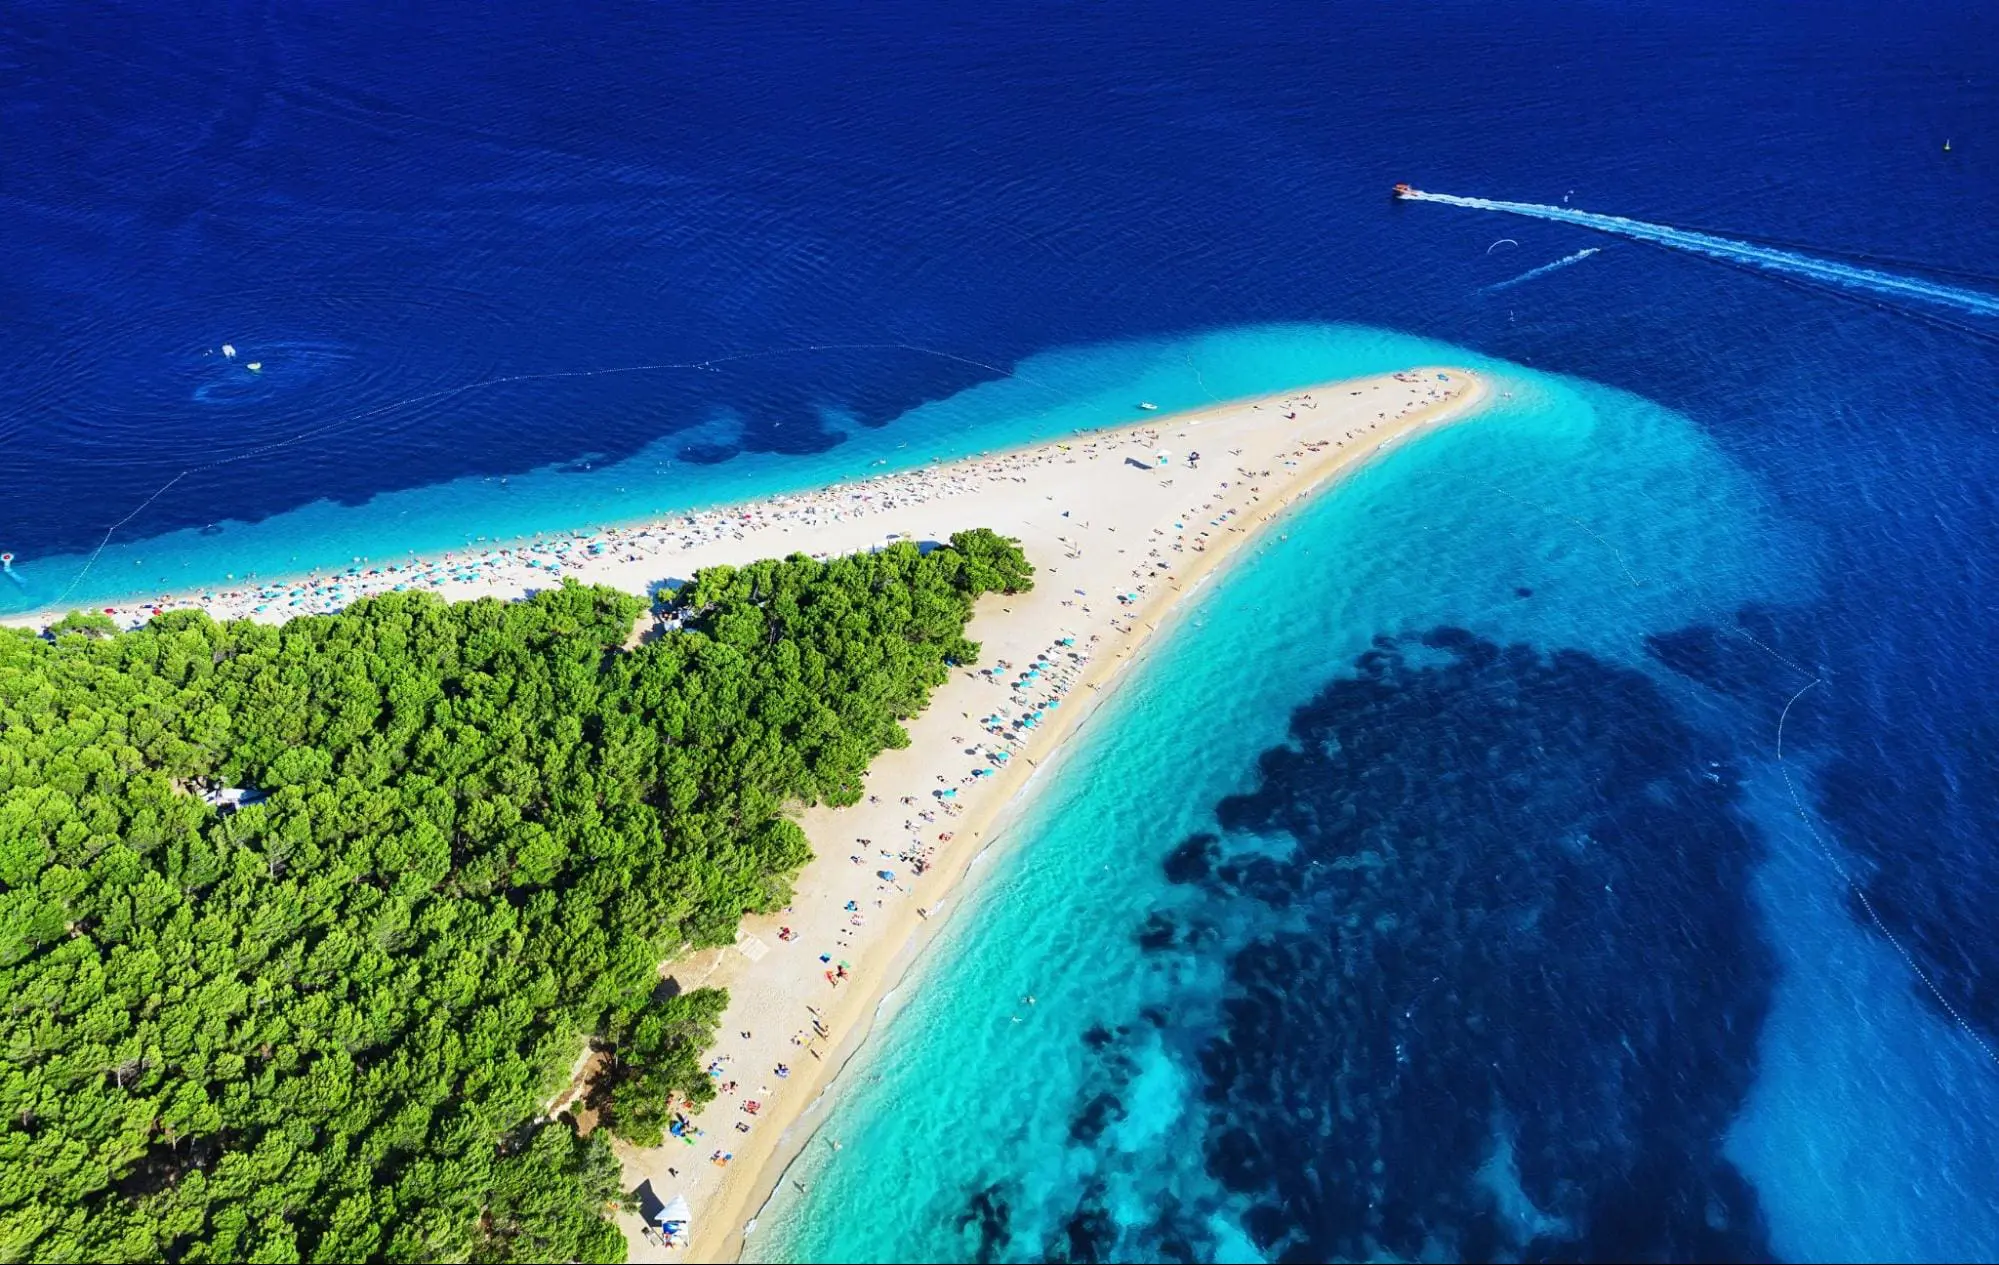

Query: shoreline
left=3, top=373, right=1440, bottom=631
left=626, top=368, right=1490, bottom=1263
left=6, top=366, right=1488, bottom=1261
left=723, top=555, right=1204, bottom=1261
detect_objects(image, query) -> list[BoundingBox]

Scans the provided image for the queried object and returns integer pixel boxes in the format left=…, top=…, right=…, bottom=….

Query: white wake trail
left=1409, top=191, right=1999, bottom=319
left=1486, top=247, right=1601, bottom=293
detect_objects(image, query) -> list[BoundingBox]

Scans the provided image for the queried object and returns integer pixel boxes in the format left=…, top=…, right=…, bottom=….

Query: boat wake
left=1405, top=190, right=1999, bottom=321
left=1486, top=247, right=1601, bottom=293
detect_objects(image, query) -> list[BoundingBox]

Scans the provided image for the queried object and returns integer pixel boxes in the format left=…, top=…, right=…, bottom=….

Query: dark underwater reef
left=961, top=628, right=1779, bottom=1263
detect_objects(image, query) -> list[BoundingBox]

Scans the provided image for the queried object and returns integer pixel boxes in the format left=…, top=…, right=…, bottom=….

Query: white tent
left=201, top=785, right=265, bottom=813
left=656, top=1193, right=692, bottom=1228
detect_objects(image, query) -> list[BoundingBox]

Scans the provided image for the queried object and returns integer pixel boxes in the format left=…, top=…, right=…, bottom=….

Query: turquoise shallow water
left=22, top=318, right=1998, bottom=1260
left=7, top=323, right=1490, bottom=616
left=740, top=348, right=1997, bottom=1262
left=13, top=5, right=1997, bottom=1256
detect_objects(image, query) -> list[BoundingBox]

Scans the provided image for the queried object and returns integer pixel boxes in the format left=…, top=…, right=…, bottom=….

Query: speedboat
left=1137, top=401, right=1159, bottom=411
left=1392, top=183, right=1415, bottom=199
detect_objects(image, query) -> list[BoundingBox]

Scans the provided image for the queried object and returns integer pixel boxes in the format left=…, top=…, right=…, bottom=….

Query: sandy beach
left=10, top=366, right=1487, bottom=1260
left=586, top=368, right=1489, bottom=1262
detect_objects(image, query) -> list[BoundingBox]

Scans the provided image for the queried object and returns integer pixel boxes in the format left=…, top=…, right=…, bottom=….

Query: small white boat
left=1137, top=401, right=1159, bottom=411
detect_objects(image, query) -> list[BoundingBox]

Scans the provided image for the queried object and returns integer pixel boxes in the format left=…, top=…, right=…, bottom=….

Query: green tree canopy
left=0, top=534, right=1030, bottom=1262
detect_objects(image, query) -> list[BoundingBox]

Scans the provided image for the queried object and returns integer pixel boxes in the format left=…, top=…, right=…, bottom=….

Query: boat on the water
left=1137, top=401, right=1159, bottom=411
left=1392, top=182, right=1415, bottom=199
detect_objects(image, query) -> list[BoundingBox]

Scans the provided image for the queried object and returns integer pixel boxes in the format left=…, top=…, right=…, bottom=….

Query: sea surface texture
left=7, top=2, right=1999, bottom=1261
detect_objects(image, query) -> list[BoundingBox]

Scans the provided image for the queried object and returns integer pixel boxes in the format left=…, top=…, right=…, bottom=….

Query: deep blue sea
left=8, top=1, right=1999, bottom=1260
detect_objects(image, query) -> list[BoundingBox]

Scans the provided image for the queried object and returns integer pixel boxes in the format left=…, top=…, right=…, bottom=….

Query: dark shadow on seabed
left=957, top=627, right=1780, bottom=1264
